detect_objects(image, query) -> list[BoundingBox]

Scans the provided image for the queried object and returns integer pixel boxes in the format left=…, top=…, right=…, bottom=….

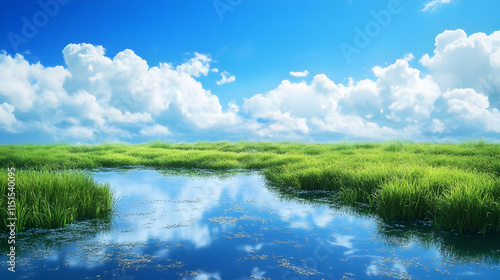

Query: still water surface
left=1, top=168, right=500, bottom=279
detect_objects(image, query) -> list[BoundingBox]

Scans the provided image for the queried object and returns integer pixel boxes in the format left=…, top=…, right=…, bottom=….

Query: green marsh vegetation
left=1, top=140, right=499, bottom=234
left=0, top=169, right=115, bottom=230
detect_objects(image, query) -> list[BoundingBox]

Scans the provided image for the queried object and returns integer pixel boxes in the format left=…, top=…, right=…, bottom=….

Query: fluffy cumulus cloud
left=243, top=74, right=397, bottom=139
left=0, top=29, right=499, bottom=143
left=0, top=102, right=22, bottom=133
left=373, top=59, right=441, bottom=122
left=443, top=88, right=500, bottom=133
left=243, top=60, right=446, bottom=140
left=0, top=44, right=240, bottom=142
left=420, top=30, right=500, bottom=106
left=175, top=52, right=211, bottom=77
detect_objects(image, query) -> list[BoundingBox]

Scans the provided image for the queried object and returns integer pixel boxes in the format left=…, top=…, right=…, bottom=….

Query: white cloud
left=185, top=273, right=222, bottom=280
left=420, top=29, right=500, bottom=105
left=0, top=44, right=240, bottom=141
left=444, top=88, right=489, bottom=120
left=374, top=59, right=441, bottom=121
left=290, top=70, right=309, bottom=77
left=311, top=114, right=400, bottom=140
left=63, top=125, right=96, bottom=140
left=430, top=118, right=446, bottom=133
left=140, top=124, right=170, bottom=136
left=216, top=71, right=235, bottom=85
left=443, top=88, right=500, bottom=132
left=421, top=0, right=451, bottom=12
left=176, top=52, right=211, bottom=77
left=239, top=29, right=500, bottom=141
left=243, top=74, right=404, bottom=140
left=367, top=263, right=380, bottom=276
left=239, top=243, right=264, bottom=253
left=403, top=53, right=414, bottom=62
left=0, top=102, right=22, bottom=133
left=241, top=57, right=449, bottom=140
left=417, top=29, right=500, bottom=137
left=251, top=267, right=267, bottom=279
left=392, top=263, right=407, bottom=274
left=1, top=29, right=500, bottom=143
left=0, top=53, right=68, bottom=111
left=328, top=234, right=354, bottom=249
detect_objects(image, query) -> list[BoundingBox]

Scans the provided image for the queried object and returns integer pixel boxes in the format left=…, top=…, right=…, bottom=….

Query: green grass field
left=1, top=140, right=499, bottom=233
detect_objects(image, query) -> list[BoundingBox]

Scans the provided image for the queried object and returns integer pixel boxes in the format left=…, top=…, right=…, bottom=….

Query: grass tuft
left=0, top=169, right=115, bottom=230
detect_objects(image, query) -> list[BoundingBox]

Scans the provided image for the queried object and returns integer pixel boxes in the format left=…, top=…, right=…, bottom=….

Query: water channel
left=1, top=168, right=500, bottom=279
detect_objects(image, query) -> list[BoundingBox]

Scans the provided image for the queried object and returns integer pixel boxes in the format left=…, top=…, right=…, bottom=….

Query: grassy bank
left=1, top=141, right=499, bottom=233
left=0, top=169, right=115, bottom=230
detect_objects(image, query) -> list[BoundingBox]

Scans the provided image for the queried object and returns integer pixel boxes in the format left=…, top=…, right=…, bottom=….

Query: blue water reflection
left=1, top=168, right=500, bottom=279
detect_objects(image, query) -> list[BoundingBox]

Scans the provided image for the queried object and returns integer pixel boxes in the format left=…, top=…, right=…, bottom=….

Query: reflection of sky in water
left=1, top=168, right=500, bottom=279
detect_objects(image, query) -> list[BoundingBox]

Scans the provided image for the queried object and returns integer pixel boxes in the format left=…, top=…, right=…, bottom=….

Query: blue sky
left=1, top=0, right=500, bottom=143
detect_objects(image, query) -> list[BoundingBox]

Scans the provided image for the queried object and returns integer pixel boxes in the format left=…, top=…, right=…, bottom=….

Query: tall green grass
left=0, top=169, right=115, bottom=230
left=1, top=141, right=499, bottom=233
